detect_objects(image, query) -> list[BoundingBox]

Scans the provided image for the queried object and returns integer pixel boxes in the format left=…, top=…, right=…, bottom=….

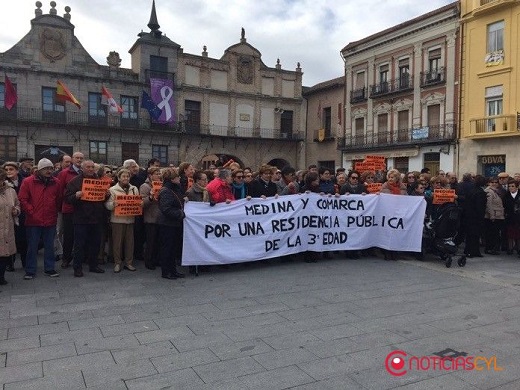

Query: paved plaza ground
left=1, top=250, right=520, bottom=389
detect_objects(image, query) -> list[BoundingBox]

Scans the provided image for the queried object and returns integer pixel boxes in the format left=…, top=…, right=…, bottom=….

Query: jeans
left=25, top=226, right=57, bottom=275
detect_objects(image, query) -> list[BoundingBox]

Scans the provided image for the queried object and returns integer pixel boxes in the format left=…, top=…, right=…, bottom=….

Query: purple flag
left=150, top=78, right=175, bottom=124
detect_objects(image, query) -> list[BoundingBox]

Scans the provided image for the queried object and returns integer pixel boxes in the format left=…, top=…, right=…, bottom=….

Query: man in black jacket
left=65, top=160, right=110, bottom=277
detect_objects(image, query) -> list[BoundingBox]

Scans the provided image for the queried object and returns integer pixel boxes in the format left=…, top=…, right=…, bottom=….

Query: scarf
left=232, top=182, right=246, bottom=199
left=387, top=181, right=402, bottom=195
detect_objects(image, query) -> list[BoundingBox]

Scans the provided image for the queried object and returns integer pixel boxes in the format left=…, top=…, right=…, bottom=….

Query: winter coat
left=18, top=174, right=62, bottom=227
left=0, top=183, right=20, bottom=257
left=65, top=173, right=109, bottom=225
left=340, top=182, right=368, bottom=195
left=380, top=181, right=407, bottom=195
left=105, top=182, right=139, bottom=224
left=248, top=178, right=278, bottom=198
left=57, top=165, right=80, bottom=214
left=206, top=178, right=235, bottom=203
left=503, top=191, right=520, bottom=225
left=484, top=186, right=505, bottom=220
left=140, top=179, right=161, bottom=224
left=186, top=183, right=210, bottom=202
left=157, top=181, right=185, bottom=227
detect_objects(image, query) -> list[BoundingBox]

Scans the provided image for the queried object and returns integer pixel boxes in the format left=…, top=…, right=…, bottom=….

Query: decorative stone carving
left=106, top=51, right=121, bottom=68
left=40, top=28, right=66, bottom=61
left=237, top=55, right=253, bottom=84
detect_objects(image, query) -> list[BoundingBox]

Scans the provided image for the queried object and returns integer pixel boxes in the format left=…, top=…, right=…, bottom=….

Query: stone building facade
left=339, top=2, right=460, bottom=175
left=0, top=2, right=304, bottom=170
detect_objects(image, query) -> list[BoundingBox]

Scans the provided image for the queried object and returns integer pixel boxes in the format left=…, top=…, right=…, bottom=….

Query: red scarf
left=387, top=181, right=401, bottom=195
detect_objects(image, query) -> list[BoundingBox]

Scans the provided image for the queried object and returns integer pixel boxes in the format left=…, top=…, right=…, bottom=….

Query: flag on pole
left=141, top=90, right=162, bottom=121
left=56, top=80, right=81, bottom=108
left=4, top=75, right=17, bottom=111
left=101, top=86, right=123, bottom=114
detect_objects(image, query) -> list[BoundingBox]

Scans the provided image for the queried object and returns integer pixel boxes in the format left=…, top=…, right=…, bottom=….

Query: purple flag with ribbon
left=150, top=78, right=175, bottom=124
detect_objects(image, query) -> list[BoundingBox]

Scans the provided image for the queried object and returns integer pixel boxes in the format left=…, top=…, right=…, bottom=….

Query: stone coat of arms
left=40, top=28, right=66, bottom=61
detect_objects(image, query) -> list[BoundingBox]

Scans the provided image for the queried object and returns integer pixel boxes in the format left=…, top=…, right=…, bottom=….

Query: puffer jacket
left=18, top=174, right=62, bottom=227
left=105, top=182, right=139, bottom=224
left=485, top=186, right=505, bottom=220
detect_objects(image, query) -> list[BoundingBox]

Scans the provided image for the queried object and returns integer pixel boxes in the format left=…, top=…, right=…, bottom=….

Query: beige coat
left=0, top=183, right=20, bottom=257
left=485, top=186, right=505, bottom=220
left=105, top=182, right=140, bottom=224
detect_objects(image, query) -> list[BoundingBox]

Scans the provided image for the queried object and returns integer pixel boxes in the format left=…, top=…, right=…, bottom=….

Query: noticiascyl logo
left=384, top=350, right=503, bottom=377
left=385, top=350, right=408, bottom=376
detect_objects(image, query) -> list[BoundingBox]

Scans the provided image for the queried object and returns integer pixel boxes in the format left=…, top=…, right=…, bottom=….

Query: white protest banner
left=182, top=193, right=426, bottom=265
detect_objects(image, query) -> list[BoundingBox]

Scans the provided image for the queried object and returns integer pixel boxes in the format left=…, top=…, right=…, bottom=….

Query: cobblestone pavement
left=1, top=251, right=520, bottom=389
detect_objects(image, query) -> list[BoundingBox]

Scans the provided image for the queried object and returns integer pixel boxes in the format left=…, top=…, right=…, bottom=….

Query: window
left=88, top=93, right=106, bottom=125
left=398, top=59, right=410, bottom=89
left=121, top=96, right=138, bottom=119
left=485, top=85, right=503, bottom=132
left=354, top=117, right=364, bottom=146
left=121, top=95, right=138, bottom=127
left=152, top=145, right=168, bottom=165
left=323, top=107, right=332, bottom=138
left=397, top=110, right=409, bottom=141
left=379, top=64, right=389, bottom=93
left=89, top=141, right=107, bottom=163
left=427, top=104, right=441, bottom=138
left=150, top=55, right=168, bottom=72
left=355, top=71, right=365, bottom=89
left=280, top=110, right=293, bottom=138
left=487, top=21, right=504, bottom=53
left=378, top=113, right=388, bottom=144
left=42, top=87, right=65, bottom=122
left=428, top=49, right=441, bottom=72
left=184, top=100, right=201, bottom=133
left=0, top=136, right=17, bottom=161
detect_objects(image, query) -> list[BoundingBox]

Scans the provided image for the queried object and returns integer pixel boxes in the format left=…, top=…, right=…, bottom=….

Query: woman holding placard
left=105, top=169, right=141, bottom=273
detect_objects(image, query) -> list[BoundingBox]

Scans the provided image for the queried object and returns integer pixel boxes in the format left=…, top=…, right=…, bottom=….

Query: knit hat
left=37, top=158, right=54, bottom=170
left=2, top=161, right=18, bottom=170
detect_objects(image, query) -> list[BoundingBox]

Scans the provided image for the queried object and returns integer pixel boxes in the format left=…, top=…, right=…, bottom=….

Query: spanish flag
left=56, top=80, right=81, bottom=108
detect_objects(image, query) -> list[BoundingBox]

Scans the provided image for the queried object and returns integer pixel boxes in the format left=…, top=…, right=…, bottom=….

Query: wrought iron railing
left=420, top=67, right=445, bottom=87
left=350, top=87, right=368, bottom=104
left=370, top=76, right=413, bottom=98
left=0, top=106, right=302, bottom=140
left=337, top=124, right=456, bottom=150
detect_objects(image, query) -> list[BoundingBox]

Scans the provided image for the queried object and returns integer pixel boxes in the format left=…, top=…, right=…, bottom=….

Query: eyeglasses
left=350, top=176, right=359, bottom=180
left=366, top=176, right=374, bottom=179
left=105, top=171, right=112, bottom=174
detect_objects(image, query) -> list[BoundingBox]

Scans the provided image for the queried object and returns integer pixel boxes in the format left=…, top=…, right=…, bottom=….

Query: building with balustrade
left=339, top=2, right=459, bottom=175
left=0, top=2, right=305, bottom=170
left=459, top=0, right=520, bottom=176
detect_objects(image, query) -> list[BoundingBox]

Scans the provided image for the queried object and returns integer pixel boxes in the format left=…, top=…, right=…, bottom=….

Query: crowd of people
left=1, top=154, right=520, bottom=286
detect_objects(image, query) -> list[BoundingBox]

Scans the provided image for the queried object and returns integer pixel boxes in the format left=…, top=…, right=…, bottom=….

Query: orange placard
left=366, top=182, right=383, bottom=194
left=114, top=195, right=143, bottom=216
left=354, top=162, right=376, bottom=173
left=152, top=181, right=162, bottom=200
left=364, top=155, right=385, bottom=163
left=101, top=176, right=112, bottom=189
left=80, top=178, right=109, bottom=201
left=432, top=189, right=455, bottom=205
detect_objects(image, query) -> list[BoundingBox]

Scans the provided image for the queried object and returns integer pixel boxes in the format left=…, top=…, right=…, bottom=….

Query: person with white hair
left=18, top=158, right=62, bottom=279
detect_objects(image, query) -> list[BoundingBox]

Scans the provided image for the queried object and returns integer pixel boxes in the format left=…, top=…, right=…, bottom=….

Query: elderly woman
left=381, top=169, right=407, bottom=195
left=157, top=169, right=186, bottom=279
left=105, top=169, right=140, bottom=273
left=186, top=170, right=210, bottom=202
left=484, top=177, right=505, bottom=255
left=140, top=167, right=163, bottom=270
left=0, top=167, right=21, bottom=285
left=340, top=170, right=367, bottom=195
left=276, top=166, right=300, bottom=196
left=3, top=161, right=26, bottom=271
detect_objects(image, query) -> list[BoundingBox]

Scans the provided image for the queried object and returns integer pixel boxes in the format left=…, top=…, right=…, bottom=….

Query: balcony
left=144, top=69, right=175, bottom=82
left=468, top=115, right=518, bottom=138
left=370, top=76, right=413, bottom=98
left=337, top=124, right=456, bottom=151
left=0, top=106, right=303, bottom=141
left=420, top=68, right=445, bottom=87
left=350, top=87, right=368, bottom=104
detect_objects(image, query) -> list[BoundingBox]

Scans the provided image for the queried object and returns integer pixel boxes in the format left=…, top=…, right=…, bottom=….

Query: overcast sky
left=1, top=0, right=455, bottom=87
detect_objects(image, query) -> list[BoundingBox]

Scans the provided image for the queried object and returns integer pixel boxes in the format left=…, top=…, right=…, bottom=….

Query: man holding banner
left=65, top=160, right=110, bottom=277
